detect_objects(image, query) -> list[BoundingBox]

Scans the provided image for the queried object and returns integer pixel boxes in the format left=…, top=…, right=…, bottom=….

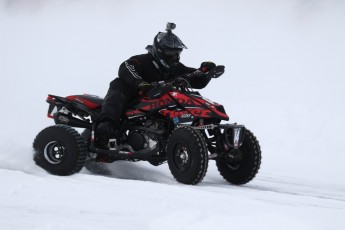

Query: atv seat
left=66, top=94, right=104, bottom=110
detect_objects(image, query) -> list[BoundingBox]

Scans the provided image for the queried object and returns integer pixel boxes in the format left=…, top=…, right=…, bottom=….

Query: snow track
left=1, top=157, right=344, bottom=230
left=250, top=176, right=345, bottom=203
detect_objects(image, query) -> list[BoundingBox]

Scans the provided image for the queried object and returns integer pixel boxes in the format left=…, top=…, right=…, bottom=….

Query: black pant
left=98, top=78, right=138, bottom=129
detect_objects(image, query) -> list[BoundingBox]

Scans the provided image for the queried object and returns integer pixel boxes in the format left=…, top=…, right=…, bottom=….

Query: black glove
left=200, top=61, right=216, bottom=73
left=138, top=81, right=153, bottom=95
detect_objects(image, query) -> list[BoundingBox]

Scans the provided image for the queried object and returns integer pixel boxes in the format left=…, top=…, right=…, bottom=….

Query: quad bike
left=33, top=66, right=261, bottom=185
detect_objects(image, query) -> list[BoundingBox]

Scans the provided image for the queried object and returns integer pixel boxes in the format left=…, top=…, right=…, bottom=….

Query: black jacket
left=117, top=53, right=211, bottom=90
left=99, top=53, right=211, bottom=126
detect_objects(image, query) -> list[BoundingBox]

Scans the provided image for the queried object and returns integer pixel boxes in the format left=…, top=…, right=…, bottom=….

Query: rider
left=96, top=23, right=216, bottom=147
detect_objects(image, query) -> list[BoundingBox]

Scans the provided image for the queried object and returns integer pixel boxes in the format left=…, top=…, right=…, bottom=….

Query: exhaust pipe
left=53, top=113, right=92, bottom=129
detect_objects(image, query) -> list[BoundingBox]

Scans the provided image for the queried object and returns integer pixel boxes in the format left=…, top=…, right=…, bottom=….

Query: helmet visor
left=163, top=48, right=182, bottom=64
left=163, top=48, right=182, bottom=56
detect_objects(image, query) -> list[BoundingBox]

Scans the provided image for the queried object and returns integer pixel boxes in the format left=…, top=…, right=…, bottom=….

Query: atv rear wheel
left=167, top=126, right=208, bottom=185
left=81, top=128, right=92, bottom=143
left=216, top=129, right=261, bottom=185
left=33, top=125, right=87, bottom=175
left=80, top=129, right=111, bottom=175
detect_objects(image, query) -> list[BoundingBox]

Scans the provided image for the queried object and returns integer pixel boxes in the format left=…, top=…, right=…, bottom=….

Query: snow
left=1, top=0, right=345, bottom=229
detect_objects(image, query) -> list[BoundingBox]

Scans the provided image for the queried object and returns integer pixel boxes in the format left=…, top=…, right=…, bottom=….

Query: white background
left=0, top=0, right=344, bottom=229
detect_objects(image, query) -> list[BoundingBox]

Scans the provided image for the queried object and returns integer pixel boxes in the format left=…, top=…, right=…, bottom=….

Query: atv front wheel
left=167, top=126, right=208, bottom=185
left=216, top=129, right=261, bottom=185
left=33, top=125, right=88, bottom=175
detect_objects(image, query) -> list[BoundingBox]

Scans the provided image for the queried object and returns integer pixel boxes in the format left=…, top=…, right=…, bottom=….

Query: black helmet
left=146, top=23, right=187, bottom=72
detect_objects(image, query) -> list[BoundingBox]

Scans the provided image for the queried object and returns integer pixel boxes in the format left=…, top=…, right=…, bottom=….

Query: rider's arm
left=177, top=63, right=211, bottom=89
left=188, top=72, right=211, bottom=89
left=118, top=57, right=146, bottom=90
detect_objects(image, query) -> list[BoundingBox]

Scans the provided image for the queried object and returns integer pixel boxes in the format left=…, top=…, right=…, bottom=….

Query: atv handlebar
left=142, top=65, right=225, bottom=97
left=151, top=65, right=225, bottom=89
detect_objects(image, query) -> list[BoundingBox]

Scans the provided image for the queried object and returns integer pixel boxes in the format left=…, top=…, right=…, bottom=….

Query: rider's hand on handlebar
left=200, top=61, right=216, bottom=73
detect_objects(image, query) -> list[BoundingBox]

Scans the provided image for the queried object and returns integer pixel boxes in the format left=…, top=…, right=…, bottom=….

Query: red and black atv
left=33, top=66, right=261, bottom=185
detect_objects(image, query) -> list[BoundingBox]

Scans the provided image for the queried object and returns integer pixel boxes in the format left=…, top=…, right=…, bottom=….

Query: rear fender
left=46, top=94, right=98, bottom=122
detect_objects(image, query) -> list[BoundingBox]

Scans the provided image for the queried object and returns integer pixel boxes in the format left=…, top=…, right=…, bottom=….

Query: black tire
left=33, top=125, right=88, bottom=175
left=80, top=129, right=111, bottom=175
left=216, top=129, right=261, bottom=185
left=81, top=128, right=92, bottom=143
left=167, top=126, right=208, bottom=185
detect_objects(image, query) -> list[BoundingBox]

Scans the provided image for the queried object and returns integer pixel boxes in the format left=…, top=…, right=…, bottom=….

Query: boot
left=96, top=121, right=115, bottom=149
